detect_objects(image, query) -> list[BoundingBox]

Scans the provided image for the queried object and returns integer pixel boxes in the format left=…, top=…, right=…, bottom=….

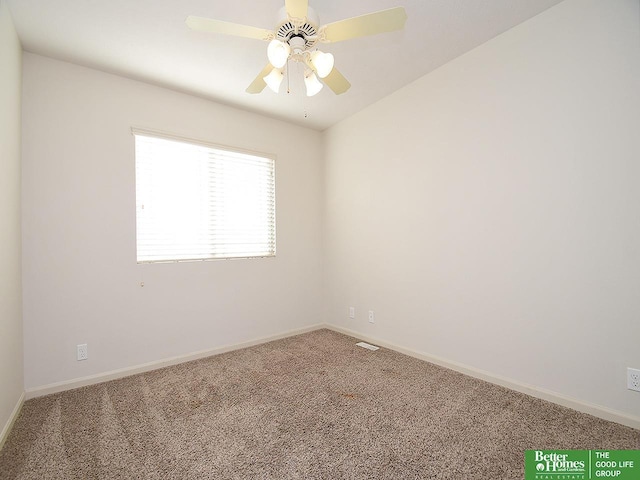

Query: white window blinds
left=134, top=131, right=276, bottom=263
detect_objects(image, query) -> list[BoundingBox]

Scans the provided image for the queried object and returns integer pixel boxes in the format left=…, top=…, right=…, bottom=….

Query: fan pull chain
left=286, top=58, right=291, bottom=94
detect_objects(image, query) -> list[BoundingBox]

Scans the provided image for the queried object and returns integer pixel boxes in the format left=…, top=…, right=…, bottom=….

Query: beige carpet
left=1, top=329, right=638, bottom=479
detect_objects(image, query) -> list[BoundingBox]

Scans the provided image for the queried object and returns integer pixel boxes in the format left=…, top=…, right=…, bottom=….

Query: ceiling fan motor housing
left=274, top=6, right=319, bottom=50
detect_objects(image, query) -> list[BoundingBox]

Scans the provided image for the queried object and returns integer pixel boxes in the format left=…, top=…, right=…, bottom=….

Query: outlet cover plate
left=77, top=344, right=88, bottom=361
left=349, top=307, right=355, bottom=319
left=368, top=310, right=375, bottom=324
left=628, top=368, right=640, bottom=392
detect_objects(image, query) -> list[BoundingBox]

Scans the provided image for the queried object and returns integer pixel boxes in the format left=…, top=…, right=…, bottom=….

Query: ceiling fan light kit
left=304, top=70, right=323, bottom=97
left=263, top=68, right=285, bottom=93
left=309, top=50, right=334, bottom=79
left=186, top=0, right=407, bottom=97
left=267, top=39, right=291, bottom=69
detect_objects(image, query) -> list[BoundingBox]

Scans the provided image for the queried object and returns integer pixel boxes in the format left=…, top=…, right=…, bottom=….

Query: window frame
left=132, top=127, right=277, bottom=264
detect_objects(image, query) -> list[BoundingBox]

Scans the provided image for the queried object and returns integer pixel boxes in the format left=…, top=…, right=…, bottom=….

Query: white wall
left=22, top=54, right=324, bottom=390
left=0, top=0, right=24, bottom=439
left=324, top=0, right=640, bottom=420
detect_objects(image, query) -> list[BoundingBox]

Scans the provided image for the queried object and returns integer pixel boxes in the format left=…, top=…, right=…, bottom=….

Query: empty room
left=1, top=0, right=639, bottom=478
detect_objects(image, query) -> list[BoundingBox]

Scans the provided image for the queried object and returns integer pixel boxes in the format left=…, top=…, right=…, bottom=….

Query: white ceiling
left=7, top=0, right=564, bottom=131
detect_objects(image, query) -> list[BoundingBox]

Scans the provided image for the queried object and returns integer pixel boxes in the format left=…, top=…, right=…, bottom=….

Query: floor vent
left=356, top=342, right=380, bottom=351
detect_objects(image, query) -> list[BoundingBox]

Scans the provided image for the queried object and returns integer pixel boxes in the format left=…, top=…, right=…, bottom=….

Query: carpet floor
left=0, top=329, right=638, bottom=479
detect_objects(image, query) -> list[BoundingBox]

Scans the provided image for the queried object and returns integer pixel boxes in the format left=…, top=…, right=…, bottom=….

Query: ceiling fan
left=186, top=0, right=407, bottom=97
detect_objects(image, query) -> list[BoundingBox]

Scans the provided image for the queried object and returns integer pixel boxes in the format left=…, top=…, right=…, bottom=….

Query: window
left=134, top=129, right=276, bottom=263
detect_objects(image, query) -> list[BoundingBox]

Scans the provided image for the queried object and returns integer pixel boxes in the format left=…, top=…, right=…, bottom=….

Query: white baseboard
left=23, top=322, right=640, bottom=430
left=0, top=392, right=25, bottom=451
left=25, top=324, right=324, bottom=400
left=326, top=324, right=640, bottom=431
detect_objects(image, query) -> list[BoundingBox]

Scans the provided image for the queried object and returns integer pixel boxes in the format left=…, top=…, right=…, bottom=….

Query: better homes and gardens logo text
left=534, top=450, right=586, bottom=476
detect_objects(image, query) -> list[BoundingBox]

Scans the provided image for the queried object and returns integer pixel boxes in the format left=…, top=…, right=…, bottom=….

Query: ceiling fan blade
left=321, top=7, right=407, bottom=43
left=285, top=0, right=308, bottom=19
left=186, top=16, right=273, bottom=41
left=246, top=64, right=275, bottom=94
left=323, top=67, right=351, bottom=95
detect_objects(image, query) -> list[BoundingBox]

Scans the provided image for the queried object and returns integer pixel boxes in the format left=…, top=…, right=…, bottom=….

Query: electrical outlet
left=628, top=368, right=640, bottom=392
left=368, top=310, right=375, bottom=324
left=349, top=307, right=355, bottom=319
left=77, top=344, right=88, bottom=361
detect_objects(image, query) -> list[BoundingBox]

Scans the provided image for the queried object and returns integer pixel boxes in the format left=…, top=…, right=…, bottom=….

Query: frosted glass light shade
left=264, top=68, right=284, bottom=93
left=304, top=71, right=323, bottom=97
left=310, top=51, right=334, bottom=78
left=267, top=40, right=291, bottom=68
